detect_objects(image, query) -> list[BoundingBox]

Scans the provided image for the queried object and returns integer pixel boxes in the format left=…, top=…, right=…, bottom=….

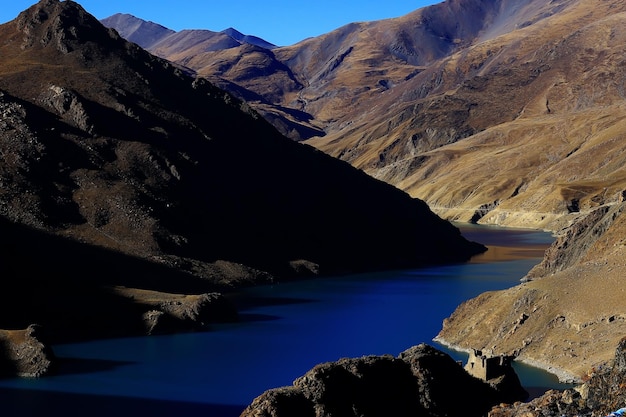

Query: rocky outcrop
left=39, top=85, right=93, bottom=133
left=241, top=344, right=527, bottom=417
left=489, top=338, right=626, bottom=417
left=524, top=203, right=625, bottom=280
left=0, top=325, right=55, bottom=378
left=112, top=287, right=238, bottom=335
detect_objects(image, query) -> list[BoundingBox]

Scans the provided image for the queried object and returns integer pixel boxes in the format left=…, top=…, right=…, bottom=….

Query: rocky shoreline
left=238, top=200, right=626, bottom=416
left=240, top=344, right=529, bottom=417
left=433, top=336, right=580, bottom=384
left=435, top=200, right=626, bottom=382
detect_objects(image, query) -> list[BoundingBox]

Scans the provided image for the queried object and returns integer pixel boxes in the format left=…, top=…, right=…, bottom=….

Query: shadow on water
left=0, top=387, right=245, bottom=417
left=236, top=312, right=283, bottom=323
left=228, top=294, right=320, bottom=323
left=53, top=357, right=135, bottom=376
left=230, top=295, right=318, bottom=310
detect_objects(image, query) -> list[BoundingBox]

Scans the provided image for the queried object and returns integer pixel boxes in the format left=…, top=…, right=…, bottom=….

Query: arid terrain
left=103, top=0, right=626, bottom=384
left=0, top=0, right=485, bottom=376
left=2, top=2, right=626, bottom=416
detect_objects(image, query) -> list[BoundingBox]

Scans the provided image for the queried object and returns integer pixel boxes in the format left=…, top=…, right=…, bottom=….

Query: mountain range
left=1, top=0, right=625, bottom=403
left=102, top=0, right=626, bottom=383
left=0, top=0, right=486, bottom=366
left=105, top=0, right=626, bottom=229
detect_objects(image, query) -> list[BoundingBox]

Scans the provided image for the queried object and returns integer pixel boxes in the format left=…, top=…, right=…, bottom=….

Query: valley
left=102, top=0, right=626, bottom=386
left=0, top=0, right=626, bottom=416
left=0, top=0, right=483, bottom=377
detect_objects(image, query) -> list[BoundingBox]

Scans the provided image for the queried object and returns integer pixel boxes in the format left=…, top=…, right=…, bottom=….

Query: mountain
left=102, top=0, right=626, bottom=383
left=102, top=14, right=321, bottom=141
left=101, top=13, right=276, bottom=52
left=221, top=27, right=276, bottom=50
left=99, top=13, right=175, bottom=49
left=0, top=0, right=484, bottom=354
left=112, top=0, right=626, bottom=231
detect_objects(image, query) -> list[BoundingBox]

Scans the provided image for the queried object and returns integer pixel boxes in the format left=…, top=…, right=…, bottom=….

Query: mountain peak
left=222, top=27, right=243, bottom=38
left=220, top=26, right=276, bottom=49
left=100, top=13, right=175, bottom=50
left=15, top=0, right=118, bottom=53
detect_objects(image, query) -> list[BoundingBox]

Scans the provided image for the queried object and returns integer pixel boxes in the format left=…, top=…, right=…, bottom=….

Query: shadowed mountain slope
left=106, top=1, right=626, bottom=229
left=99, top=0, right=626, bottom=397
left=0, top=0, right=484, bottom=328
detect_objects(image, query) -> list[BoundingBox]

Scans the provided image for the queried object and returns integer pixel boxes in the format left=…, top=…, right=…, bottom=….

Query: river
left=0, top=225, right=572, bottom=416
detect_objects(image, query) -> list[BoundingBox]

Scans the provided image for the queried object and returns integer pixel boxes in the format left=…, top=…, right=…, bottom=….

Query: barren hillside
left=0, top=0, right=484, bottom=355
left=118, top=0, right=626, bottom=381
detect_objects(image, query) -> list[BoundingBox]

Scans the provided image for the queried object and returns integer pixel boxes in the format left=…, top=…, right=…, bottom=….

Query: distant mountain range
left=102, top=0, right=626, bottom=384
left=101, top=13, right=276, bottom=51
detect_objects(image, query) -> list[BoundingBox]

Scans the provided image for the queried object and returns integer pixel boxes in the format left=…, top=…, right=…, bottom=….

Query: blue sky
left=1, top=0, right=442, bottom=46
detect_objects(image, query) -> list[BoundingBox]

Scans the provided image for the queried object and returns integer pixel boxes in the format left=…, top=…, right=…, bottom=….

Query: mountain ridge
left=102, top=0, right=626, bottom=387
left=101, top=13, right=276, bottom=52
left=0, top=0, right=484, bottom=359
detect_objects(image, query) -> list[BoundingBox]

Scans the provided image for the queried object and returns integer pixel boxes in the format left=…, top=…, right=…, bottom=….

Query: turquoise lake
left=0, top=225, right=572, bottom=416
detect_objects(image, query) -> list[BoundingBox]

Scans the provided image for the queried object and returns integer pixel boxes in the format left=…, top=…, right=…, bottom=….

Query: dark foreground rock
left=241, top=344, right=528, bottom=417
left=489, top=337, right=626, bottom=417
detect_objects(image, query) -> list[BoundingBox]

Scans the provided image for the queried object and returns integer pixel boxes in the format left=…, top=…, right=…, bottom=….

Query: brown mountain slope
left=105, top=0, right=537, bottom=141
left=399, top=0, right=626, bottom=381
left=99, top=0, right=626, bottom=392
left=307, top=0, right=626, bottom=231
left=0, top=0, right=484, bottom=348
left=436, top=201, right=626, bottom=380
left=126, top=0, right=626, bottom=383
left=110, top=0, right=626, bottom=229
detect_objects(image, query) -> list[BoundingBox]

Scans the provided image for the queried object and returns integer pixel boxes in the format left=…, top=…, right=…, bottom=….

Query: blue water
left=0, top=226, right=571, bottom=416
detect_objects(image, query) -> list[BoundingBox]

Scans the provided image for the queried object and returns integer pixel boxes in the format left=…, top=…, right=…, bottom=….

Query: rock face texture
left=489, top=338, right=626, bottom=417
left=241, top=344, right=528, bottom=417
left=0, top=325, right=55, bottom=378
